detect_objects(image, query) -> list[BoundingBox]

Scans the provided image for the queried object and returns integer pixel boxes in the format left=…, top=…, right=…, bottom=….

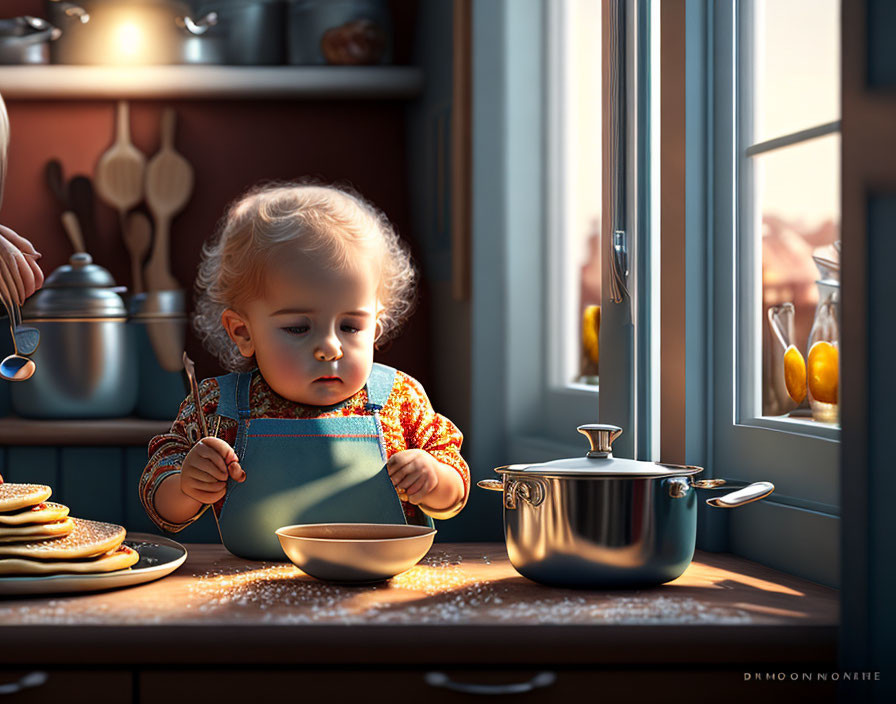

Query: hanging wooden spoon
left=144, top=108, right=193, bottom=292
left=94, top=101, right=145, bottom=235
left=123, top=211, right=152, bottom=295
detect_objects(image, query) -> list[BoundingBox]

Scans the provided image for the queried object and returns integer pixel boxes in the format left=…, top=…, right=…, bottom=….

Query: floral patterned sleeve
left=138, top=377, right=236, bottom=533
left=394, top=372, right=470, bottom=520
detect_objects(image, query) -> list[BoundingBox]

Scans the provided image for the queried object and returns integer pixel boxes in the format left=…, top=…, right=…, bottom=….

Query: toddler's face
left=223, top=252, right=380, bottom=406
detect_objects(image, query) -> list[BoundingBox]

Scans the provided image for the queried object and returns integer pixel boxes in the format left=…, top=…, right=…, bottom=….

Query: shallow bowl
left=275, top=523, right=436, bottom=583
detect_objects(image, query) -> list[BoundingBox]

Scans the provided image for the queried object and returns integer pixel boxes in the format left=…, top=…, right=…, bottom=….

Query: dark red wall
left=0, top=1, right=429, bottom=387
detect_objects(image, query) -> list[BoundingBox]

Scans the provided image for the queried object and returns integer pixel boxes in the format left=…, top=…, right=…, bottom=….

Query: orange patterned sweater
left=139, top=369, right=470, bottom=533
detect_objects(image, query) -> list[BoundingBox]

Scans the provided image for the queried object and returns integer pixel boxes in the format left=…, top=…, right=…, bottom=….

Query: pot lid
left=22, top=253, right=128, bottom=319
left=494, top=424, right=704, bottom=478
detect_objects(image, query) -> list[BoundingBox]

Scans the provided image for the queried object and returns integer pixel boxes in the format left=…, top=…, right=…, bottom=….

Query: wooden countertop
left=0, top=542, right=838, bottom=667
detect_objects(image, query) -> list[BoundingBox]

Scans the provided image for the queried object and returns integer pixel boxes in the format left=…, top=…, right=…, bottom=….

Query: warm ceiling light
left=115, top=21, right=142, bottom=60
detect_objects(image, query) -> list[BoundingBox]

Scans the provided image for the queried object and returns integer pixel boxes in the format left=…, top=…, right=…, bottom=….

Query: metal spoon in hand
left=0, top=294, right=34, bottom=381
left=0, top=254, right=40, bottom=352
left=0, top=257, right=37, bottom=381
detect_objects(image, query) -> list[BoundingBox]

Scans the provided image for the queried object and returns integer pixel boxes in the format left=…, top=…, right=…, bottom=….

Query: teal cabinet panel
left=60, top=447, right=125, bottom=525
left=125, top=447, right=221, bottom=543
left=4, top=447, right=58, bottom=492
left=172, top=510, right=223, bottom=544
left=124, top=447, right=162, bottom=534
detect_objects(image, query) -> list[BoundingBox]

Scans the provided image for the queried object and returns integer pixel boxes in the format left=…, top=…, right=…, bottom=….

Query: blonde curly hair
left=193, top=181, right=417, bottom=372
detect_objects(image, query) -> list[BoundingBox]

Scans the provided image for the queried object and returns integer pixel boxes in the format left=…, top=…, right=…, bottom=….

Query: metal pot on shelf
left=46, top=0, right=218, bottom=65
left=0, top=16, right=61, bottom=64
left=191, top=0, right=287, bottom=65
left=12, top=253, right=137, bottom=419
left=127, top=289, right=188, bottom=420
left=478, top=424, right=775, bottom=588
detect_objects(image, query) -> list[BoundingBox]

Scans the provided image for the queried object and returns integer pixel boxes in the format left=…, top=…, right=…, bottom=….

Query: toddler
left=139, top=184, right=469, bottom=559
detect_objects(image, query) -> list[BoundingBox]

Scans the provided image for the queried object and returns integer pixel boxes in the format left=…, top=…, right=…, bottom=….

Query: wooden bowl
left=275, top=523, right=436, bottom=583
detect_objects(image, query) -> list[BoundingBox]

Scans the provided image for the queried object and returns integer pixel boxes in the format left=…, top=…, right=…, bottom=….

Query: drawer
left=139, top=667, right=838, bottom=703
left=0, top=669, right=132, bottom=703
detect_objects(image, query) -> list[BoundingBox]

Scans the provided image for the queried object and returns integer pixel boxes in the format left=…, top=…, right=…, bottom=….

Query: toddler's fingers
left=388, top=461, right=418, bottom=486
left=193, top=440, right=229, bottom=476
left=202, top=436, right=240, bottom=466
left=189, top=461, right=227, bottom=483
left=386, top=451, right=418, bottom=474
left=402, top=476, right=427, bottom=497
left=188, top=453, right=227, bottom=481
left=228, top=461, right=246, bottom=482
left=408, top=475, right=439, bottom=504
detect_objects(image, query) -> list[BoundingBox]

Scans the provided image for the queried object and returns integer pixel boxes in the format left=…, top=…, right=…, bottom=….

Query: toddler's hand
left=387, top=449, right=440, bottom=505
left=180, top=437, right=246, bottom=505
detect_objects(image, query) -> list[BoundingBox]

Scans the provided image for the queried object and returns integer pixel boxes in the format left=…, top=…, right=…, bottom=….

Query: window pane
left=566, top=0, right=601, bottom=386
left=748, top=0, right=840, bottom=143
left=756, top=134, right=840, bottom=422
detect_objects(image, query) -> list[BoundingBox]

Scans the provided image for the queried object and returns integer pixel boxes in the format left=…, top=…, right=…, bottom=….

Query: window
left=547, top=0, right=602, bottom=390
left=742, top=0, right=841, bottom=433
left=709, top=0, right=840, bottom=587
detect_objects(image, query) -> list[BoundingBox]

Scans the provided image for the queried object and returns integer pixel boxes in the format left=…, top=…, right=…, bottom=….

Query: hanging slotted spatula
left=95, top=101, right=145, bottom=235
left=144, top=108, right=193, bottom=292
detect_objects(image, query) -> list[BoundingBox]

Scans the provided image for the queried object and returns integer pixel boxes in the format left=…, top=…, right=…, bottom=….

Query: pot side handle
left=706, top=481, right=775, bottom=508
left=477, top=479, right=503, bottom=492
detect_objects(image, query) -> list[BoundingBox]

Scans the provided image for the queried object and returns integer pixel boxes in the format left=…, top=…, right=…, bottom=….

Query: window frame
left=469, top=0, right=654, bottom=488
left=708, top=0, right=840, bottom=587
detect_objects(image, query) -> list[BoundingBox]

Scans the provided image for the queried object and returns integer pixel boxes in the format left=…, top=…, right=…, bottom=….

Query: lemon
left=808, top=341, right=838, bottom=405
left=783, top=345, right=807, bottom=404
left=582, top=305, right=600, bottom=365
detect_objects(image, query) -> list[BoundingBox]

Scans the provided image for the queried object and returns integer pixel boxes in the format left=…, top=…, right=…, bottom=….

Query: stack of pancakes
left=0, top=483, right=139, bottom=576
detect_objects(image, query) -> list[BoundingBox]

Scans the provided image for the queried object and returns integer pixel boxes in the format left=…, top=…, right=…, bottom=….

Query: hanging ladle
left=0, top=257, right=38, bottom=382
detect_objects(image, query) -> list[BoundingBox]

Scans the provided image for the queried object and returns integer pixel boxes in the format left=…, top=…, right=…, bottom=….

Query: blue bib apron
left=212, top=363, right=424, bottom=560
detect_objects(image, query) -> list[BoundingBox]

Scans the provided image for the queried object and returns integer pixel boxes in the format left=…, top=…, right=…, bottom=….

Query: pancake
left=0, top=544, right=140, bottom=576
left=0, top=502, right=70, bottom=526
left=0, top=484, right=52, bottom=513
left=0, top=517, right=126, bottom=560
left=0, top=518, right=74, bottom=542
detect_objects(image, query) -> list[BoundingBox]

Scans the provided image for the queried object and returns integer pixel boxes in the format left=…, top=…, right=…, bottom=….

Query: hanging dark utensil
left=44, top=159, right=68, bottom=211
left=68, top=175, right=96, bottom=252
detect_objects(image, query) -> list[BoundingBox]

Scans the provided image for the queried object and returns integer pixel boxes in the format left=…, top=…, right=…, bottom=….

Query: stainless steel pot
left=46, top=0, right=218, bottom=65
left=478, top=424, right=774, bottom=588
left=12, top=253, right=137, bottom=419
left=127, top=290, right=188, bottom=420
left=0, top=17, right=61, bottom=64
left=190, top=0, right=286, bottom=65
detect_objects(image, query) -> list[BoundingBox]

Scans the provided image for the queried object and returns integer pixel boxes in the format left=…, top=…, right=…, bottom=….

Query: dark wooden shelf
left=0, top=416, right=171, bottom=446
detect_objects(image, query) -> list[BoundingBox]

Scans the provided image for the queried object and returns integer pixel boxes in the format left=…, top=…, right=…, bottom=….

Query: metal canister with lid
left=11, top=252, right=137, bottom=418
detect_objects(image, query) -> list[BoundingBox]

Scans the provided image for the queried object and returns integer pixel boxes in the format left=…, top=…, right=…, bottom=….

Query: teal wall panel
left=124, top=446, right=159, bottom=534
left=60, top=447, right=125, bottom=525
left=5, top=447, right=58, bottom=492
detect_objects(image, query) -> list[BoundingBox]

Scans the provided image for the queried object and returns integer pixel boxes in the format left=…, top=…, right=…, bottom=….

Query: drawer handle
left=424, top=671, right=557, bottom=695
left=0, top=671, right=48, bottom=696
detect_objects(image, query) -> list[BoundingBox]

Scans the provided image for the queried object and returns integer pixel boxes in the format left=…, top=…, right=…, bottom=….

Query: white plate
left=0, top=532, right=187, bottom=597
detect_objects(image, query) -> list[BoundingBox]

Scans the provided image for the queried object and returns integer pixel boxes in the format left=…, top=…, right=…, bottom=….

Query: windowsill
left=742, top=415, right=840, bottom=441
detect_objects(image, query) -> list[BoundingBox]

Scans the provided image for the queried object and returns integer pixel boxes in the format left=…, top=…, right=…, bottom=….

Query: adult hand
left=0, top=223, right=42, bottom=306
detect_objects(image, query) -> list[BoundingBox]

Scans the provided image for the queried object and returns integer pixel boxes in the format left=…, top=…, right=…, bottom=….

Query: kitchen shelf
left=0, top=65, right=423, bottom=100
left=0, top=415, right=171, bottom=446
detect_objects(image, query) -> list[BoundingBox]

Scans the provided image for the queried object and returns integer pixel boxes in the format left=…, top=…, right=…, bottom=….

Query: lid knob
left=577, top=424, right=623, bottom=458
left=70, top=252, right=93, bottom=269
